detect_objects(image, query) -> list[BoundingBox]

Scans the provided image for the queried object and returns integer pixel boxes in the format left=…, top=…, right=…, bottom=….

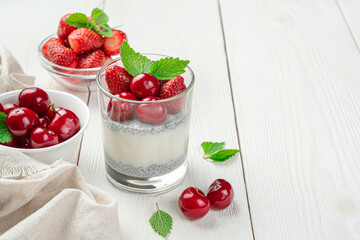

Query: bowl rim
left=96, top=54, right=195, bottom=104
left=38, top=34, right=103, bottom=73
left=0, top=89, right=90, bottom=153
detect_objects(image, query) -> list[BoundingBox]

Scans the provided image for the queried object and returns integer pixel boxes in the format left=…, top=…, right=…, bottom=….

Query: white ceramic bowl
left=0, top=89, right=90, bottom=164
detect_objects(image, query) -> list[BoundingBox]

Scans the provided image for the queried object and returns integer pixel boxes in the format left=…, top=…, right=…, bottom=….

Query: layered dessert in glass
left=96, top=54, right=194, bottom=193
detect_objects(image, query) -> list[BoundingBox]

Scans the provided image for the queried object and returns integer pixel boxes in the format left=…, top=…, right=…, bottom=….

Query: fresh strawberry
left=159, top=76, right=186, bottom=114
left=159, top=80, right=168, bottom=87
left=159, top=76, right=186, bottom=99
left=78, top=49, right=105, bottom=68
left=42, top=38, right=64, bottom=60
left=63, top=38, right=70, bottom=47
left=48, top=44, right=78, bottom=68
left=103, top=30, right=127, bottom=56
left=57, top=14, right=77, bottom=39
left=105, top=65, right=132, bottom=94
left=104, top=55, right=113, bottom=64
left=68, top=28, right=104, bottom=54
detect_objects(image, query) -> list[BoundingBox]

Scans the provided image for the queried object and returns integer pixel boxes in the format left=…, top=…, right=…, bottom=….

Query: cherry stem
left=51, top=103, right=56, bottom=115
left=156, top=202, right=159, bottom=211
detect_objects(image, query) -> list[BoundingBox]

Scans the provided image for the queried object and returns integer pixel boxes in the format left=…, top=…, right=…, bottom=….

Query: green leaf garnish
left=120, top=40, right=152, bottom=76
left=65, top=13, right=88, bottom=28
left=120, top=41, right=190, bottom=79
left=201, top=141, right=239, bottom=162
left=201, top=141, right=225, bottom=158
left=91, top=8, right=109, bottom=25
left=209, top=149, right=239, bottom=161
left=0, top=112, right=13, bottom=144
left=150, top=57, right=190, bottom=80
left=149, top=203, right=173, bottom=238
left=65, top=9, right=114, bottom=37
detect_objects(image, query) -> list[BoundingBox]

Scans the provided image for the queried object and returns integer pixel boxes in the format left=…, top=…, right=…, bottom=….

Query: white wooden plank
left=77, top=0, right=254, bottom=239
left=337, top=0, right=360, bottom=48
left=220, top=0, right=360, bottom=239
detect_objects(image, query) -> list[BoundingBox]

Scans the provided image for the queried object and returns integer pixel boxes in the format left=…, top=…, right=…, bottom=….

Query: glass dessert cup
left=38, top=34, right=103, bottom=92
left=96, top=55, right=194, bottom=193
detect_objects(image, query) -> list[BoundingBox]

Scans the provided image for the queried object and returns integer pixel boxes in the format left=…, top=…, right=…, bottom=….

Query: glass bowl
left=97, top=54, right=195, bottom=193
left=38, top=34, right=105, bottom=92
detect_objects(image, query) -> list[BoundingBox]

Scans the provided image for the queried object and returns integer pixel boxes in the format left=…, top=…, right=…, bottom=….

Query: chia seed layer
left=102, top=112, right=189, bottom=135
left=104, top=151, right=186, bottom=177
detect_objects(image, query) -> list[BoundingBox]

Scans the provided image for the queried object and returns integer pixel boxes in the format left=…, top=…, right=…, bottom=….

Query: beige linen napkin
left=0, top=149, right=121, bottom=240
left=0, top=42, right=35, bottom=93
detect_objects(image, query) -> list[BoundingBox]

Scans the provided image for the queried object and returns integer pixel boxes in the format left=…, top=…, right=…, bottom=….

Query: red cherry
left=136, top=96, right=167, bottom=124
left=46, top=104, right=63, bottom=120
left=19, top=87, right=51, bottom=116
left=107, top=92, right=138, bottom=121
left=0, top=138, right=20, bottom=148
left=207, top=179, right=234, bottom=210
left=30, top=127, right=59, bottom=148
left=39, top=117, right=50, bottom=128
left=19, top=138, right=31, bottom=148
left=6, top=107, right=40, bottom=138
left=130, top=73, right=160, bottom=99
left=178, top=187, right=211, bottom=219
left=48, top=108, right=80, bottom=141
left=0, top=103, right=4, bottom=113
left=3, top=103, right=19, bottom=115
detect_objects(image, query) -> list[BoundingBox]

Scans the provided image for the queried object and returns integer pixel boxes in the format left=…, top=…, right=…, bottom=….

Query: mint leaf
left=201, top=141, right=239, bottom=162
left=201, top=141, right=225, bottom=158
left=209, top=149, right=239, bottom=162
left=120, top=41, right=152, bottom=76
left=150, top=57, right=190, bottom=80
left=91, top=8, right=109, bottom=25
left=0, top=112, right=13, bottom=144
left=0, top=112, right=6, bottom=123
left=65, top=13, right=88, bottom=28
left=149, top=203, right=173, bottom=238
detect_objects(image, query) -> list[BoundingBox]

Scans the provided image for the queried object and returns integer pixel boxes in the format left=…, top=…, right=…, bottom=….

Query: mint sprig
left=0, top=112, right=13, bottom=144
left=65, top=8, right=114, bottom=37
left=149, top=203, right=173, bottom=238
left=150, top=57, right=190, bottom=80
left=201, top=141, right=239, bottom=162
left=120, top=41, right=152, bottom=76
left=64, top=13, right=88, bottom=28
left=120, top=41, right=190, bottom=79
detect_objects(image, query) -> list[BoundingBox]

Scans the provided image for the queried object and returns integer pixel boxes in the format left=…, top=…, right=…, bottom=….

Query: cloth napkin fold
left=0, top=149, right=121, bottom=240
left=0, top=42, right=35, bottom=93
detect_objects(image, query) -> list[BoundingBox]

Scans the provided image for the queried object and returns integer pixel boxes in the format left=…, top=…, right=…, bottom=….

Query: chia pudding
left=102, top=112, right=190, bottom=178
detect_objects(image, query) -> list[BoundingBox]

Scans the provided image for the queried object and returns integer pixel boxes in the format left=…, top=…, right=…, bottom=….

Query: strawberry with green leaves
left=45, top=8, right=127, bottom=70
left=57, top=13, right=77, bottom=39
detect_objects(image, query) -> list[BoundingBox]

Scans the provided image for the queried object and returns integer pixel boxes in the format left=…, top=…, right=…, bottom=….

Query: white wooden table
left=1, top=0, right=360, bottom=239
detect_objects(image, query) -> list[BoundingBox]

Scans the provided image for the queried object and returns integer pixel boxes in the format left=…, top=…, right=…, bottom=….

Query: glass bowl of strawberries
left=38, top=9, right=127, bottom=92
left=96, top=41, right=195, bottom=193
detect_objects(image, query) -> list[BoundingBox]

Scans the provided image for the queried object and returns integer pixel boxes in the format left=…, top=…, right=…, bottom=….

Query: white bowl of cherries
left=0, top=87, right=90, bottom=164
